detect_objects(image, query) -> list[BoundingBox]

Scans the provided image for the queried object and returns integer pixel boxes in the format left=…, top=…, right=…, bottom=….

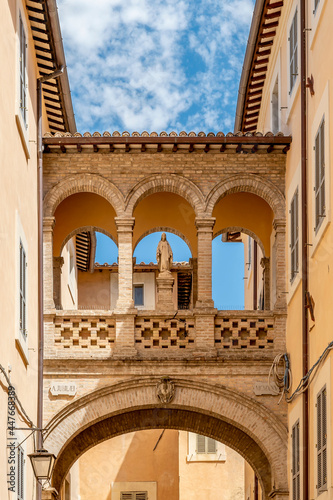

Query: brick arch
left=206, top=174, right=285, bottom=219
left=44, top=378, right=288, bottom=498
left=133, top=227, right=193, bottom=257
left=124, top=174, right=205, bottom=217
left=214, top=227, right=265, bottom=256
left=43, top=174, right=125, bottom=217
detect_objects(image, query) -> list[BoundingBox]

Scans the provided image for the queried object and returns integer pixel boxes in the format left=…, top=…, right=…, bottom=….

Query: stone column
left=43, top=217, right=55, bottom=310
left=272, top=218, right=286, bottom=311
left=53, top=256, right=64, bottom=309
left=115, top=217, right=135, bottom=311
left=42, top=489, right=58, bottom=500
left=260, top=257, right=270, bottom=310
left=113, top=217, right=136, bottom=355
left=195, top=217, right=215, bottom=308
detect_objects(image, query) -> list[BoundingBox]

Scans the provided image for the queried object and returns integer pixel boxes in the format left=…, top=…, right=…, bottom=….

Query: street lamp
left=28, top=449, right=56, bottom=486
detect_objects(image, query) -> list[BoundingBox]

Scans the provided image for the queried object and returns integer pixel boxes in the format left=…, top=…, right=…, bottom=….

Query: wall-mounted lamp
left=28, top=449, right=56, bottom=486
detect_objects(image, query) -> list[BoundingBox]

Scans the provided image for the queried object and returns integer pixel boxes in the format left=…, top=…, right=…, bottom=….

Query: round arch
left=214, top=227, right=265, bottom=256
left=43, top=173, right=125, bottom=217
left=125, top=174, right=205, bottom=217
left=206, top=174, right=285, bottom=219
left=133, top=227, right=193, bottom=257
left=44, top=379, right=288, bottom=498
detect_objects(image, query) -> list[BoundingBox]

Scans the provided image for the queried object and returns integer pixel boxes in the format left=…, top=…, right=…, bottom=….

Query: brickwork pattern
left=54, top=315, right=116, bottom=349
left=134, top=316, right=196, bottom=349
left=214, top=313, right=275, bottom=349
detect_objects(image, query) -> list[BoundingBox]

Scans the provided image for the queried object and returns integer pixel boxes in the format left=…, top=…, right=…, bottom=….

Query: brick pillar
left=272, top=218, right=286, bottom=311
left=260, top=257, right=270, bottom=310
left=114, top=217, right=136, bottom=354
left=195, top=217, right=215, bottom=308
left=53, top=256, right=64, bottom=310
left=44, top=217, right=55, bottom=310
left=115, top=217, right=135, bottom=311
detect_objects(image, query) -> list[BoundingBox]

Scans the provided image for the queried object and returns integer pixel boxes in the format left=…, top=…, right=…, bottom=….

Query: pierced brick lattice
left=54, top=317, right=116, bottom=349
left=135, top=317, right=195, bottom=349
left=214, top=315, right=274, bottom=349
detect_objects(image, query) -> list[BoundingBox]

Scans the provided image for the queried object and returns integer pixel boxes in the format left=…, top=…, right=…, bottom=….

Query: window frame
left=317, top=385, right=328, bottom=492
left=187, top=432, right=226, bottom=462
left=289, top=8, right=298, bottom=95
left=314, top=117, right=325, bottom=233
left=15, top=4, right=30, bottom=157
left=133, top=283, right=144, bottom=307
left=292, top=420, right=300, bottom=500
left=16, top=212, right=29, bottom=363
left=290, top=188, right=299, bottom=284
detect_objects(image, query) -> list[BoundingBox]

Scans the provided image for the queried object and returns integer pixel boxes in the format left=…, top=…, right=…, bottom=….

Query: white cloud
left=58, top=0, right=254, bottom=133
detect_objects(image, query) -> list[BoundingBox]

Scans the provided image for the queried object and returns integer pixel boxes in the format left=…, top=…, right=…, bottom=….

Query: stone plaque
left=253, top=382, right=279, bottom=396
left=50, top=382, right=77, bottom=396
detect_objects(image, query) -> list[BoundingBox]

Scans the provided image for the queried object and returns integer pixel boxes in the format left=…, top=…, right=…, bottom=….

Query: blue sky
left=95, top=232, right=245, bottom=310
left=58, top=0, right=255, bottom=133
left=57, top=1, right=255, bottom=308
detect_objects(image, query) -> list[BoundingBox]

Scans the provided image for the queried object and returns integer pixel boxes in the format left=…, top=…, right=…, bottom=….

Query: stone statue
left=156, top=233, right=173, bottom=274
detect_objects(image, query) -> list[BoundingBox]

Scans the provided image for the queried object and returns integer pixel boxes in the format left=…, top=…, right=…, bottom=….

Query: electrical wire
left=0, top=363, right=35, bottom=427
left=268, top=353, right=292, bottom=404
left=285, top=340, right=333, bottom=403
left=269, top=341, right=333, bottom=404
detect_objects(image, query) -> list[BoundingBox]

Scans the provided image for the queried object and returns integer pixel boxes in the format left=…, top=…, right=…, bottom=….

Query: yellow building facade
left=236, top=0, right=333, bottom=499
left=0, top=1, right=74, bottom=499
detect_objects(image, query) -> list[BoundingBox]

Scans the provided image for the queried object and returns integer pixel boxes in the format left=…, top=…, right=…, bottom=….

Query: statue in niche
left=156, top=233, right=173, bottom=274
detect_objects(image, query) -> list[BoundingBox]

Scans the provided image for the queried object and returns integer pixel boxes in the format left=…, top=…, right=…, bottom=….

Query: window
left=315, top=118, right=325, bottom=232
left=17, top=445, right=25, bottom=500
left=19, top=12, right=27, bottom=125
left=317, top=386, right=327, bottom=491
left=290, top=189, right=299, bottom=283
left=133, top=284, right=144, bottom=306
left=271, top=77, right=279, bottom=133
left=19, top=240, right=27, bottom=336
left=247, top=236, right=252, bottom=271
left=196, top=434, right=217, bottom=454
left=292, top=421, right=300, bottom=500
left=120, top=493, right=147, bottom=500
left=289, top=9, right=298, bottom=93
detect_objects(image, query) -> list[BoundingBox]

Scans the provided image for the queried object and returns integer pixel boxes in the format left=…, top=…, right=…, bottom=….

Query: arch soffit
left=43, top=174, right=125, bottom=217
left=44, top=378, right=287, bottom=487
left=124, top=174, right=205, bottom=217
left=206, top=175, right=285, bottom=220
left=214, top=227, right=265, bottom=256
left=133, top=227, right=193, bottom=257
left=60, top=226, right=118, bottom=256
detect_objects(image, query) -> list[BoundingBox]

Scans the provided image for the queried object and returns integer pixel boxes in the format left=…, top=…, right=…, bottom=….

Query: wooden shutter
left=19, top=13, right=27, bottom=124
left=290, top=189, right=299, bottom=282
left=196, top=434, right=206, bottom=453
left=315, top=119, right=325, bottom=231
left=207, top=437, right=217, bottom=454
left=289, top=9, right=298, bottom=92
left=17, top=446, right=24, bottom=500
left=120, top=492, right=147, bottom=500
left=292, top=421, right=300, bottom=500
left=317, top=386, right=327, bottom=490
left=20, top=241, right=26, bottom=335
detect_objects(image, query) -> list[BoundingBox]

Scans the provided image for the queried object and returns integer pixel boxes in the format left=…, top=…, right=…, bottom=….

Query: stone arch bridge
left=42, top=131, right=291, bottom=499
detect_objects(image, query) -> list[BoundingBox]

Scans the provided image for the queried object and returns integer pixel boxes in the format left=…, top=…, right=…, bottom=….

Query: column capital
left=272, top=218, right=286, bottom=231
left=260, top=257, right=270, bottom=269
left=115, top=217, right=135, bottom=232
left=195, top=217, right=216, bottom=231
left=43, top=216, right=56, bottom=231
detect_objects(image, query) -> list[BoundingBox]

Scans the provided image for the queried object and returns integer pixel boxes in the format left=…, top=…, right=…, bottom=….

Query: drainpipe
left=300, top=0, right=309, bottom=499
left=36, top=66, right=64, bottom=500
